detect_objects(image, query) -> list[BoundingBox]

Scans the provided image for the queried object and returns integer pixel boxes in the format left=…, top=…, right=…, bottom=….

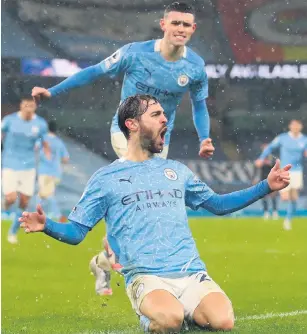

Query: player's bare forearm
left=42, top=141, right=52, bottom=160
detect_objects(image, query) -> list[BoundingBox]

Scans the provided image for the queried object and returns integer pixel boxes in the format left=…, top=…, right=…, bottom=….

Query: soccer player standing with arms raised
left=19, top=94, right=291, bottom=333
left=1, top=97, right=48, bottom=244
left=256, top=120, right=307, bottom=230
left=31, top=2, right=215, bottom=294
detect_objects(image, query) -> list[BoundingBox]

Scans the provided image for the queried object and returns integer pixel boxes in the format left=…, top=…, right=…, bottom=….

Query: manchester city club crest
left=164, top=168, right=178, bottom=181
left=178, top=74, right=189, bottom=87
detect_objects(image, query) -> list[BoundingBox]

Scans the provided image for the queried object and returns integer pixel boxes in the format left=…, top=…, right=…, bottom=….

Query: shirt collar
left=288, top=131, right=302, bottom=139
left=17, top=111, right=37, bottom=120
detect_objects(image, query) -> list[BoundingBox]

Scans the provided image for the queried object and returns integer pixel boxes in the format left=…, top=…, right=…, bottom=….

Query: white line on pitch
left=237, top=310, right=307, bottom=321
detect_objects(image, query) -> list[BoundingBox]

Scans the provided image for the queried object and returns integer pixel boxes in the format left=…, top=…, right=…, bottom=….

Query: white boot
left=263, top=211, right=270, bottom=220
left=7, top=234, right=18, bottom=244
left=89, top=255, right=112, bottom=295
left=283, top=219, right=292, bottom=231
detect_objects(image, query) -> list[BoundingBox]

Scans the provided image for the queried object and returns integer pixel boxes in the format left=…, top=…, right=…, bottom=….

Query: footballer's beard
left=139, top=126, right=163, bottom=155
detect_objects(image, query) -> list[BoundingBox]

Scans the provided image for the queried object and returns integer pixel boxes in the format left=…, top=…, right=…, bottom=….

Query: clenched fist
left=199, top=138, right=215, bottom=158
left=32, top=87, right=51, bottom=103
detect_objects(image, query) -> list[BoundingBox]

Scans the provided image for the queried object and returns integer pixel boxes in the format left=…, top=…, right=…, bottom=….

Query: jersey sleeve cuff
left=44, top=217, right=56, bottom=234
left=48, top=88, right=56, bottom=97
left=261, top=179, right=272, bottom=194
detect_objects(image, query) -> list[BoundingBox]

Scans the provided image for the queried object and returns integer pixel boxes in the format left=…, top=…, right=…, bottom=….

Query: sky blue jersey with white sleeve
left=68, top=157, right=270, bottom=285
left=259, top=132, right=307, bottom=172
left=38, top=134, right=69, bottom=178
left=1, top=112, right=48, bottom=170
left=48, top=40, right=209, bottom=145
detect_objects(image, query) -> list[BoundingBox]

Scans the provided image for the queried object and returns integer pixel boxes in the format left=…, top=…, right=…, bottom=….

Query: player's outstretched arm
left=204, top=160, right=290, bottom=215
left=32, top=44, right=132, bottom=102
left=199, top=181, right=272, bottom=215
left=19, top=204, right=90, bottom=245
left=32, top=64, right=104, bottom=102
left=255, top=136, right=281, bottom=167
left=185, top=160, right=291, bottom=215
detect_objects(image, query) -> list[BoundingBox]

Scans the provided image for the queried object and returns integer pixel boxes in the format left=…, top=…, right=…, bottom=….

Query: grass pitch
left=2, top=217, right=307, bottom=333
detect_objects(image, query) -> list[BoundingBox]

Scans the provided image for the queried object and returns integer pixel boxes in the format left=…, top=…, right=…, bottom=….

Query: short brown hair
left=164, top=2, right=195, bottom=17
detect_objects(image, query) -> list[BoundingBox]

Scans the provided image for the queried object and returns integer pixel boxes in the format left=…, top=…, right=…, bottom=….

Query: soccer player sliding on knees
left=20, top=95, right=291, bottom=333
left=31, top=2, right=215, bottom=295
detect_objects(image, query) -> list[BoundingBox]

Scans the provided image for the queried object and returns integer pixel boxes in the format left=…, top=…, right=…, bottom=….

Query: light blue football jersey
left=101, top=40, right=208, bottom=145
left=38, top=134, right=69, bottom=178
left=1, top=112, right=48, bottom=170
left=68, top=157, right=214, bottom=284
left=260, top=132, right=307, bottom=171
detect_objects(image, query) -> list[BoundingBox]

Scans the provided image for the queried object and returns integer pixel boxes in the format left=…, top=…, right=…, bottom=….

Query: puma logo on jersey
left=119, top=176, right=132, bottom=184
left=144, top=68, right=155, bottom=78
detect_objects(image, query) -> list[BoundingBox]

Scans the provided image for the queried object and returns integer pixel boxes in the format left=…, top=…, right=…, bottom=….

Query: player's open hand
left=267, top=159, right=291, bottom=191
left=19, top=204, right=47, bottom=233
left=199, top=138, right=215, bottom=158
left=32, top=87, right=51, bottom=103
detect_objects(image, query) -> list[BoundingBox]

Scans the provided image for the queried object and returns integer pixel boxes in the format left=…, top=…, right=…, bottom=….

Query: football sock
left=48, top=195, right=61, bottom=219
left=9, top=208, right=23, bottom=235
left=271, top=196, right=277, bottom=212
left=140, top=315, right=151, bottom=332
left=262, top=198, right=268, bottom=212
left=286, top=200, right=297, bottom=221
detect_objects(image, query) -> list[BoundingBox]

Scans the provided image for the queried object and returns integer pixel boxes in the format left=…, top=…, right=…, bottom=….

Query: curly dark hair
left=118, top=94, right=159, bottom=139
